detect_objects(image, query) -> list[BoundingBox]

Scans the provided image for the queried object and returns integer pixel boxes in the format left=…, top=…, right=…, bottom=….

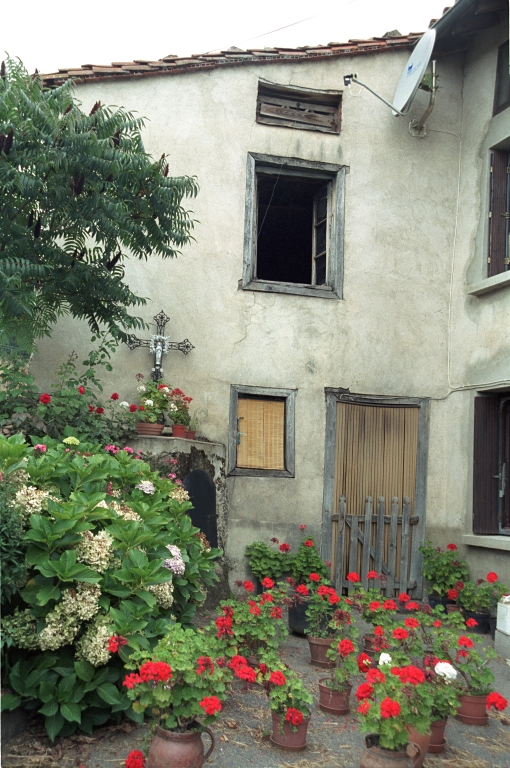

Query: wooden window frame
left=487, top=149, right=510, bottom=277
left=256, top=80, right=342, bottom=134
left=493, top=40, right=510, bottom=116
left=228, top=385, right=296, bottom=477
left=241, top=153, right=346, bottom=300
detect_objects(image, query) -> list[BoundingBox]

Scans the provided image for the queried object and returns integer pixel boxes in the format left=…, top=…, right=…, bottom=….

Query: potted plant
left=287, top=529, right=330, bottom=635
left=356, top=660, right=434, bottom=768
left=458, top=573, right=508, bottom=634
left=186, top=407, right=207, bottom=440
left=319, top=608, right=359, bottom=715
left=419, top=542, right=469, bottom=607
left=167, top=388, right=192, bottom=437
left=245, top=539, right=293, bottom=587
left=421, top=658, right=461, bottom=754
left=349, top=572, right=408, bottom=658
left=304, top=577, right=342, bottom=666
left=259, top=664, right=313, bottom=751
left=122, top=624, right=228, bottom=768
left=135, top=380, right=172, bottom=436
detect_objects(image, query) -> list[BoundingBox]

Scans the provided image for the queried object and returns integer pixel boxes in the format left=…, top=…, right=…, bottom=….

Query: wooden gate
left=332, top=401, right=423, bottom=598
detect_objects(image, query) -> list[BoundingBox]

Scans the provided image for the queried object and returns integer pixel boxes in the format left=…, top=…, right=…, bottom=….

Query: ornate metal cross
left=127, top=310, right=194, bottom=381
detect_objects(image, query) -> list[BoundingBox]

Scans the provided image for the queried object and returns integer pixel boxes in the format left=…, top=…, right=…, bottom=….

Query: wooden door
left=332, top=402, right=421, bottom=596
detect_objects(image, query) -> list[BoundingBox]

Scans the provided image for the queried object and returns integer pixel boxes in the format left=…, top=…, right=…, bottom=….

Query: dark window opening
left=256, top=174, right=328, bottom=285
left=488, top=150, right=510, bottom=276
left=494, top=40, right=510, bottom=115
left=473, top=394, right=510, bottom=535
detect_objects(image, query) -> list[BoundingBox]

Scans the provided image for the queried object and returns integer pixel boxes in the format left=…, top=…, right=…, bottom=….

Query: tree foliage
left=0, top=57, right=198, bottom=347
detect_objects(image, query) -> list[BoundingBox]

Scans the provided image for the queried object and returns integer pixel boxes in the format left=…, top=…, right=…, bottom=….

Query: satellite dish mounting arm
left=343, top=73, right=408, bottom=116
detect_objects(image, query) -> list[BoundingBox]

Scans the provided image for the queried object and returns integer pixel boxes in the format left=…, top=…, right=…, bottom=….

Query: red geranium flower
left=111, top=392, right=119, bottom=400
left=338, top=638, right=355, bottom=656
left=235, top=664, right=257, bottom=682
left=299, top=524, right=307, bottom=530
left=249, top=603, right=261, bottom=616
left=78, top=386, right=86, bottom=395
left=357, top=653, right=372, bottom=672
left=398, top=665, right=425, bottom=685
left=243, top=580, right=255, bottom=592
left=271, top=606, right=282, bottom=619
left=108, top=635, right=128, bottom=653
left=269, top=671, right=286, bottom=686
left=465, top=618, right=478, bottom=628
left=456, top=650, right=470, bottom=660
left=357, top=700, right=371, bottom=715
left=96, top=407, right=104, bottom=414
left=279, top=543, right=291, bottom=553
left=405, top=601, right=420, bottom=611
left=404, top=617, right=420, bottom=629
left=398, top=593, right=410, bottom=603
left=447, top=543, right=457, bottom=551
left=285, top=707, right=303, bottom=726
left=328, top=592, right=340, bottom=605
left=196, top=656, right=215, bottom=675
left=486, top=692, right=508, bottom=711
left=447, top=589, right=458, bottom=600
left=199, top=696, right=222, bottom=716
left=373, top=626, right=384, bottom=637
left=39, top=393, right=51, bottom=404
left=380, top=697, right=401, bottom=718
left=347, top=571, right=360, bottom=583
left=369, top=601, right=381, bottom=611
left=303, top=539, right=314, bottom=547
left=456, top=581, right=465, bottom=590
left=259, top=663, right=268, bottom=675
left=367, top=570, right=379, bottom=579
left=125, top=750, right=146, bottom=768
left=295, top=584, right=309, bottom=596
left=487, top=572, right=498, bottom=583
left=309, top=573, right=321, bottom=582
left=366, top=668, right=386, bottom=684
left=88, top=404, right=94, bottom=412
left=392, top=628, right=409, bottom=641
left=261, top=577, right=274, bottom=589
left=433, top=620, right=442, bottom=627
left=383, top=599, right=397, bottom=611
left=260, top=592, right=273, bottom=603
left=458, top=635, right=474, bottom=648
left=129, top=404, right=137, bottom=412
left=355, top=683, right=374, bottom=701
left=122, top=673, right=143, bottom=689
left=139, top=661, right=172, bottom=682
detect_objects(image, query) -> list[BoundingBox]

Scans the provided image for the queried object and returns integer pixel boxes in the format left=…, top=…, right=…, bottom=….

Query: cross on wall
left=126, top=310, right=194, bottom=382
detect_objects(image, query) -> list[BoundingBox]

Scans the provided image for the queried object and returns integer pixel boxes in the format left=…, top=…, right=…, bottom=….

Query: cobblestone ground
left=3, top=614, right=510, bottom=768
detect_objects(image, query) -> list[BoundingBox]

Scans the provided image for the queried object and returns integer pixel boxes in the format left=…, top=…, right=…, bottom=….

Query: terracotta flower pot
left=406, top=727, right=431, bottom=768
left=446, top=604, right=462, bottom=614
left=318, top=679, right=351, bottom=715
left=136, top=422, right=164, bottom=436
left=456, top=694, right=488, bottom=725
left=308, top=636, right=334, bottom=667
left=148, top=725, right=215, bottom=768
left=271, top=711, right=310, bottom=751
left=428, top=718, right=447, bottom=753
left=172, top=424, right=187, bottom=437
left=360, top=735, right=419, bottom=768
left=185, top=429, right=196, bottom=439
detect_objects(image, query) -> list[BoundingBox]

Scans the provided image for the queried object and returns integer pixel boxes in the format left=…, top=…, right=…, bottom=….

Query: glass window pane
left=315, top=255, right=326, bottom=285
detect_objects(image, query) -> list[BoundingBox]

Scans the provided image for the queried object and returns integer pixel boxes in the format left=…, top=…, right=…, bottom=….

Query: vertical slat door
left=333, top=402, right=421, bottom=596
left=488, top=151, right=510, bottom=277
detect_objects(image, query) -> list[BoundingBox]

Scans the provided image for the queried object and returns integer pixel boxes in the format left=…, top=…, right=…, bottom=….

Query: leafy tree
left=0, top=57, right=198, bottom=348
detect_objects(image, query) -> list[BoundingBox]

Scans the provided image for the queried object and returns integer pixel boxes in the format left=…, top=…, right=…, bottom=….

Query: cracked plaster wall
left=30, top=35, right=510, bottom=585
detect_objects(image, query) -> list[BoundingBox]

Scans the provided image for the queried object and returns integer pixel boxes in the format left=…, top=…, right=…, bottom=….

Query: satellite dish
left=392, top=28, right=436, bottom=116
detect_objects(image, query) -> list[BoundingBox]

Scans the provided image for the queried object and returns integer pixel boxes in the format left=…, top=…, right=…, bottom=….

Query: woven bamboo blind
left=334, top=402, right=419, bottom=518
left=237, top=397, right=285, bottom=470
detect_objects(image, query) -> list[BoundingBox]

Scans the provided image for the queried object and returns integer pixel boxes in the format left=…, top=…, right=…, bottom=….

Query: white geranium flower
left=119, top=401, right=129, bottom=408
left=169, top=403, right=178, bottom=412
left=137, top=385, right=146, bottom=393
left=144, top=399, right=154, bottom=406
left=378, top=653, right=392, bottom=666
left=435, top=661, right=457, bottom=680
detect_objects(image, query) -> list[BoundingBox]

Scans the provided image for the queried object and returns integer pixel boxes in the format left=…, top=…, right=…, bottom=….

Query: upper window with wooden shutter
left=256, top=80, right=342, bottom=134
left=488, top=150, right=510, bottom=277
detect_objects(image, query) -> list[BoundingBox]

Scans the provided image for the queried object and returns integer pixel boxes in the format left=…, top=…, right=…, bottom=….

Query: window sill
left=467, top=271, right=510, bottom=296
left=461, top=534, right=510, bottom=551
left=228, top=467, right=294, bottom=478
left=239, top=279, right=341, bottom=300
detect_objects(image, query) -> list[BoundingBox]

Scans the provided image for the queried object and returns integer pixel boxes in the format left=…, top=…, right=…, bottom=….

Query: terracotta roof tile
left=41, top=33, right=422, bottom=87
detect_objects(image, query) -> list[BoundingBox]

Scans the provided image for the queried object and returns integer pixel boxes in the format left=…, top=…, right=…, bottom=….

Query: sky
left=3, top=0, right=450, bottom=75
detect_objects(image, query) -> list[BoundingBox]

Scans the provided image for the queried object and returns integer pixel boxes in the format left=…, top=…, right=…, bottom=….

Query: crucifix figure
left=127, top=310, right=194, bottom=381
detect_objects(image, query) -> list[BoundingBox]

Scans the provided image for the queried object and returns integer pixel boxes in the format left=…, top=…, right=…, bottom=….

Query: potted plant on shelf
left=319, top=608, right=359, bottom=715
left=186, top=407, right=208, bottom=440
left=260, top=664, right=314, bottom=751
left=304, top=577, right=343, bottom=666
left=458, top=573, right=508, bottom=634
left=419, top=542, right=469, bottom=609
left=356, top=660, right=434, bottom=768
left=135, top=380, right=172, bottom=436
left=167, top=388, right=192, bottom=437
left=122, top=624, right=228, bottom=768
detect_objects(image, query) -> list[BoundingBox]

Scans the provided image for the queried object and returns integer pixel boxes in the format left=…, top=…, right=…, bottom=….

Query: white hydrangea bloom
left=148, top=581, right=174, bottom=608
left=13, top=486, right=49, bottom=519
left=169, top=486, right=190, bottom=502
left=378, top=653, right=393, bottom=666
left=435, top=661, right=457, bottom=680
left=137, top=385, right=146, bottom=393
left=60, top=583, right=102, bottom=621
left=39, top=603, right=80, bottom=651
left=75, top=530, right=114, bottom=572
left=75, top=615, right=113, bottom=666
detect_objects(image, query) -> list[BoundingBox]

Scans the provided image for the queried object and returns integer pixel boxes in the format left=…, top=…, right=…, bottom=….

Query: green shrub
left=0, top=434, right=220, bottom=740
left=0, top=478, right=28, bottom=605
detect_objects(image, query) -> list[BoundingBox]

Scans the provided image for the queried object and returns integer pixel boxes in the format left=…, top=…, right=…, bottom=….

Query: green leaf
left=1, top=693, right=22, bottom=711
left=45, top=711, right=65, bottom=742
left=74, top=660, right=95, bottom=682
left=60, top=702, right=82, bottom=723
left=96, top=683, right=121, bottom=706
left=39, top=700, right=59, bottom=717
left=35, top=584, right=61, bottom=606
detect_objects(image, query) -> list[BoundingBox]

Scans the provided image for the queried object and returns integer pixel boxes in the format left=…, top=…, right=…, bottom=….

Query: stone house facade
left=35, top=0, right=510, bottom=593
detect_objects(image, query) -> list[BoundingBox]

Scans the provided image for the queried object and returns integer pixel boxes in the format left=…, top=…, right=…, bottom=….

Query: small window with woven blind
left=487, top=150, right=510, bottom=277
left=228, top=385, right=296, bottom=477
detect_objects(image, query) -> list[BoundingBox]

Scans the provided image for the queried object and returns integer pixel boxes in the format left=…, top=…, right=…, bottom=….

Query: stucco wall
left=30, top=36, right=510, bottom=584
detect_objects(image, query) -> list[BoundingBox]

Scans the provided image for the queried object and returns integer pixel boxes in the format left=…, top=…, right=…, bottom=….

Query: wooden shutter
left=488, top=151, right=510, bottom=277
left=472, top=396, right=500, bottom=534
left=502, top=400, right=510, bottom=531
left=312, top=183, right=330, bottom=286
left=237, top=398, right=285, bottom=470
left=256, top=83, right=341, bottom=134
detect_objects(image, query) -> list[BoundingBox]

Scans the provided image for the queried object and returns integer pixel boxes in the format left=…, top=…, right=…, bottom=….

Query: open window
left=488, top=149, right=510, bottom=276
left=228, top=385, right=296, bottom=477
left=241, top=153, right=346, bottom=299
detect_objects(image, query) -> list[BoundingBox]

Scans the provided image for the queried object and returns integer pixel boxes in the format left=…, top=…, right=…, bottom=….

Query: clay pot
left=446, top=604, right=462, bottom=614
left=428, top=718, right=447, bottom=753
left=148, top=725, right=215, bottom=768
left=456, top=694, right=488, bottom=725
left=359, top=735, right=419, bottom=768
left=185, top=429, right=196, bottom=439
left=136, top=422, right=164, bottom=436
left=171, top=424, right=187, bottom=437
left=463, top=610, right=491, bottom=634
left=271, top=711, right=310, bottom=751
left=288, top=594, right=311, bottom=635
left=363, top=634, right=379, bottom=659
left=406, top=727, right=431, bottom=768
left=318, top=679, right=351, bottom=715
left=308, top=637, right=334, bottom=667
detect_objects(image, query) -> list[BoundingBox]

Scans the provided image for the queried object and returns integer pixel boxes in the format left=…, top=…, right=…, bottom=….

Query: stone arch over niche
left=183, top=470, right=218, bottom=549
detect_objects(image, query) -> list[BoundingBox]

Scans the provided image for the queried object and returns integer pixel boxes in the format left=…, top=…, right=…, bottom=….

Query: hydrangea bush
left=0, top=434, right=220, bottom=740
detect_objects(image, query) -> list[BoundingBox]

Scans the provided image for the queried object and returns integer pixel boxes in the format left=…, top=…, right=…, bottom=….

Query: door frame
left=321, top=390, right=431, bottom=596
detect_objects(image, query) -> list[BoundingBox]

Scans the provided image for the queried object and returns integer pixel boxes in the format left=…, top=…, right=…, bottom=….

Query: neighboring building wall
left=33, top=44, right=506, bottom=584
